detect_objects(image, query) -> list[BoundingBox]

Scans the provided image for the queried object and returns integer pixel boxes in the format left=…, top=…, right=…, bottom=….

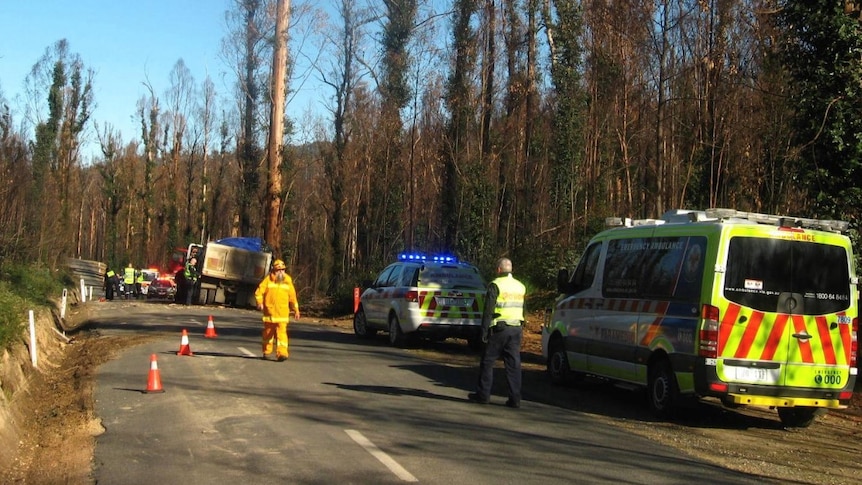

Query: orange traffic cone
left=145, top=354, right=165, bottom=393
left=204, top=315, right=218, bottom=338
left=177, top=328, right=193, bottom=356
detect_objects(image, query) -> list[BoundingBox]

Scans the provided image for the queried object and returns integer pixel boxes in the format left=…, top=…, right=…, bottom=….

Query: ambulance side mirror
left=556, top=268, right=570, bottom=294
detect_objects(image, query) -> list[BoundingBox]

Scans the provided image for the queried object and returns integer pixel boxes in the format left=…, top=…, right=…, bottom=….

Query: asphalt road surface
left=90, top=303, right=773, bottom=484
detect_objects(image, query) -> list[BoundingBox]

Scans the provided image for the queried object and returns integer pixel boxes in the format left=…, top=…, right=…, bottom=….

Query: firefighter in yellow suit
left=254, top=259, right=300, bottom=361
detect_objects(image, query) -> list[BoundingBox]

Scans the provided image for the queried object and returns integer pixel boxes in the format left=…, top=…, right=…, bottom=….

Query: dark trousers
left=475, top=325, right=522, bottom=404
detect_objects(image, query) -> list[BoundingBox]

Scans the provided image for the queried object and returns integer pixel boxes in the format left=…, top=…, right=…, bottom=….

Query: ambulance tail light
left=699, top=304, right=720, bottom=358
left=850, top=316, right=858, bottom=368
left=405, top=290, right=419, bottom=303
left=709, top=382, right=728, bottom=393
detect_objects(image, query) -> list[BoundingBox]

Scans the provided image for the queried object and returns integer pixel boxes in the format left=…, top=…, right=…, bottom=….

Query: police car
left=354, top=253, right=487, bottom=349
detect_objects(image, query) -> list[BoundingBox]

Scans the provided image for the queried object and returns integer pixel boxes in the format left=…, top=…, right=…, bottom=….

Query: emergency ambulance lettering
left=814, top=315, right=837, bottom=365
left=734, top=310, right=764, bottom=359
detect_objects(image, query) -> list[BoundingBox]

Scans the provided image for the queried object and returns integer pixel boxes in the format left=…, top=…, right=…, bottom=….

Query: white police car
left=353, top=253, right=487, bottom=349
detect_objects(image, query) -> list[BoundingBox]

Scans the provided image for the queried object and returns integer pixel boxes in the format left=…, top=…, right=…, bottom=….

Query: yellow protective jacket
left=254, top=273, right=300, bottom=323
left=491, top=274, right=526, bottom=325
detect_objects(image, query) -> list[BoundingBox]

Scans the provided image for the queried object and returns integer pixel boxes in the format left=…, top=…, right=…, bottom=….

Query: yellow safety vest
left=123, top=267, right=135, bottom=284
left=492, top=274, right=526, bottom=326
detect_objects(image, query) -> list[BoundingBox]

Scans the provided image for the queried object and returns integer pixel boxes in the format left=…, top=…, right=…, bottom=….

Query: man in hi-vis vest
left=468, top=257, right=527, bottom=408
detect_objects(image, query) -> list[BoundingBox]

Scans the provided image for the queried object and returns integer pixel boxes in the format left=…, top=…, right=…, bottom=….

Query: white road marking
left=345, top=429, right=418, bottom=482
left=238, top=347, right=257, bottom=357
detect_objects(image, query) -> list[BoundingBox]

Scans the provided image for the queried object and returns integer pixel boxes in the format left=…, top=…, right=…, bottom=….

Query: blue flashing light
left=398, top=252, right=460, bottom=264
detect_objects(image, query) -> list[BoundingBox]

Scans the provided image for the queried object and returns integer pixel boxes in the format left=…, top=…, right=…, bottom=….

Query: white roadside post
left=80, top=278, right=86, bottom=303
left=28, top=310, right=37, bottom=368
left=61, top=288, right=68, bottom=319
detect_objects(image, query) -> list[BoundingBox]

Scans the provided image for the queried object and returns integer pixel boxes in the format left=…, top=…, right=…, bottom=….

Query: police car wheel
left=647, top=359, right=678, bottom=417
left=389, top=315, right=406, bottom=347
left=353, top=309, right=377, bottom=338
left=547, top=339, right=571, bottom=386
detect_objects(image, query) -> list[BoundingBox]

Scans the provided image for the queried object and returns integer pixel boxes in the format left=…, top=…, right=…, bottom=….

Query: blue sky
left=0, top=0, right=242, bottom=159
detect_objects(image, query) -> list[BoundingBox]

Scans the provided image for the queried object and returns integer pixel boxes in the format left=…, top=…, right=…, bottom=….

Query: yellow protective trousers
left=262, top=321, right=289, bottom=358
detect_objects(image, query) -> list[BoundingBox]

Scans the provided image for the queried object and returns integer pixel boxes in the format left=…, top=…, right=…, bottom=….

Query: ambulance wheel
left=777, top=406, right=823, bottom=428
left=353, top=308, right=377, bottom=339
left=389, top=315, right=406, bottom=347
left=647, top=359, right=678, bottom=417
left=547, top=338, right=572, bottom=386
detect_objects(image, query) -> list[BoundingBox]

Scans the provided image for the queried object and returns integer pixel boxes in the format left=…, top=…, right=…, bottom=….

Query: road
left=88, top=303, right=772, bottom=484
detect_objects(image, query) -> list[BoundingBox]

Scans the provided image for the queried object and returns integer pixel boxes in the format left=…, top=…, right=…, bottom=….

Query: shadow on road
left=79, top=304, right=786, bottom=432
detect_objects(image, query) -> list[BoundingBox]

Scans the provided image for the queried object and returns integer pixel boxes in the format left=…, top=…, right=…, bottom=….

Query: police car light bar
left=398, top=252, right=460, bottom=263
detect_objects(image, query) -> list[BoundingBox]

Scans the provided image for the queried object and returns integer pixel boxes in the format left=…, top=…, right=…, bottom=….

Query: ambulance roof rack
left=605, top=217, right=665, bottom=228
left=704, top=208, right=850, bottom=234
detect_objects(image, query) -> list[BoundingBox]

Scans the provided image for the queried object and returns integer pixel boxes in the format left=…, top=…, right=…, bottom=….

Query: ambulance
left=541, top=208, right=858, bottom=427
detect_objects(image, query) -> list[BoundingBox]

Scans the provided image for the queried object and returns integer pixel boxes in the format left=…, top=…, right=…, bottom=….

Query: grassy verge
left=0, top=263, right=68, bottom=350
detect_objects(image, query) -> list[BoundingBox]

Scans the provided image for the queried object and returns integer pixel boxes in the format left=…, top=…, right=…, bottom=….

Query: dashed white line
left=345, top=429, right=418, bottom=482
left=238, top=347, right=257, bottom=357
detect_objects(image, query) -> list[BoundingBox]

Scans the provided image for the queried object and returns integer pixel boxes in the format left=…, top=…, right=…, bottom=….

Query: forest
left=2, top=1, right=862, bottom=304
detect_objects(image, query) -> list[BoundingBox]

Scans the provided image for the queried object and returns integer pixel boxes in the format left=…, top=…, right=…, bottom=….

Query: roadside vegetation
left=0, top=263, right=68, bottom=349
left=1, top=3, right=862, bottom=304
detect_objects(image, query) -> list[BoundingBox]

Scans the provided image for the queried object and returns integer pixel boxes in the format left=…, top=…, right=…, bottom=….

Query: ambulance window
left=603, top=238, right=645, bottom=297
left=603, top=236, right=706, bottom=300
left=569, top=242, right=601, bottom=293
left=724, top=237, right=851, bottom=314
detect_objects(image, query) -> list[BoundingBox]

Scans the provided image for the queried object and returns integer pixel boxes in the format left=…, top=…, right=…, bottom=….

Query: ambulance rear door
left=718, top=229, right=856, bottom=392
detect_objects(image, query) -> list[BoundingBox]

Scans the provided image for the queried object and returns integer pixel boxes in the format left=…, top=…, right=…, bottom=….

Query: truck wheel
left=777, top=406, right=823, bottom=428
left=353, top=309, right=377, bottom=339
left=389, top=314, right=406, bottom=347
left=547, top=338, right=573, bottom=386
left=647, top=358, right=678, bottom=418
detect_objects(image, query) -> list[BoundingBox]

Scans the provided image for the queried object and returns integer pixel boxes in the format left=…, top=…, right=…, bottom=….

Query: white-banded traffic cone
left=177, top=329, right=193, bottom=356
left=204, top=315, right=218, bottom=338
left=145, top=354, right=165, bottom=393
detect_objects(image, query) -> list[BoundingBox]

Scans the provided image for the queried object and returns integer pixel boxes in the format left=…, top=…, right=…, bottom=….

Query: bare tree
left=264, top=0, right=291, bottom=255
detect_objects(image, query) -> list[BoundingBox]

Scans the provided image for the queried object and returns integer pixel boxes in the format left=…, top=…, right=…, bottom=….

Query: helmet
left=272, top=259, right=286, bottom=271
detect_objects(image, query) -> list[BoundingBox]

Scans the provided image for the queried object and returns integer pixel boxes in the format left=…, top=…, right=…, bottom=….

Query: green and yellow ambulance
left=541, top=208, right=858, bottom=427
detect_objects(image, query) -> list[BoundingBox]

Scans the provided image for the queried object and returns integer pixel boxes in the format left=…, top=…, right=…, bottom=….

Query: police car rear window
left=416, top=265, right=485, bottom=289
left=724, top=237, right=851, bottom=314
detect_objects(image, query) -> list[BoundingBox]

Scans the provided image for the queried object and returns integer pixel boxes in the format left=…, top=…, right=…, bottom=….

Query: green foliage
left=0, top=281, right=28, bottom=350
left=0, top=263, right=65, bottom=306
left=0, top=263, right=64, bottom=350
left=775, top=2, right=862, bottom=224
